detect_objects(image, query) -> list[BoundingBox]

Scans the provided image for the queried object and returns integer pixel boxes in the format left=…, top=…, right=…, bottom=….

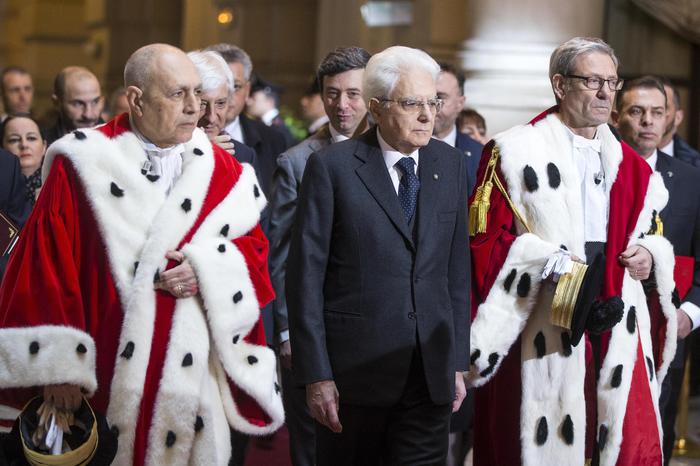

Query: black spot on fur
left=166, top=431, right=176, bottom=447
left=120, top=341, right=135, bottom=359
left=111, top=425, right=119, bottom=437
left=232, top=334, right=240, bottom=344
left=562, top=415, right=574, bottom=445
left=611, top=364, right=623, bottom=388
left=134, top=262, right=139, bottom=276
left=247, top=355, right=258, bottom=365
left=594, top=174, right=602, bottom=185
left=275, top=382, right=281, bottom=394
left=218, top=244, right=226, bottom=253
left=146, top=174, right=160, bottom=182
left=517, top=273, right=531, bottom=298
left=470, top=349, right=481, bottom=366
left=646, top=357, right=654, bottom=381
left=626, top=306, right=636, bottom=334
left=193, top=148, right=204, bottom=156
left=479, top=353, right=500, bottom=377
left=154, top=269, right=160, bottom=283
left=233, top=291, right=243, bottom=303
left=503, top=269, right=517, bottom=293
left=560, top=332, right=572, bottom=357
left=638, top=232, right=646, bottom=239
left=182, top=353, right=193, bottom=367
left=536, top=417, right=548, bottom=445
left=29, top=341, right=39, bottom=355
left=547, top=163, right=561, bottom=189
left=253, top=184, right=261, bottom=198
left=194, top=416, right=204, bottom=432
left=76, top=343, right=87, bottom=354
left=523, top=165, right=539, bottom=192
left=141, top=169, right=147, bottom=175
left=181, top=198, right=192, bottom=212
left=220, top=224, right=230, bottom=237
left=560, top=244, right=568, bottom=251
left=110, top=182, right=124, bottom=197
left=598, top=424, right=608, bottom=451
left=73, top=130, right=86, bottom=140
left=534, top=332, right=546, bottom=358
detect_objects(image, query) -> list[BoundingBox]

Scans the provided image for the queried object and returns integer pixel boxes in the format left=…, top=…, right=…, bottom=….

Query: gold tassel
left=468, top=145, right=500, bottom=236
left=655, top=212, right=664, bottom=236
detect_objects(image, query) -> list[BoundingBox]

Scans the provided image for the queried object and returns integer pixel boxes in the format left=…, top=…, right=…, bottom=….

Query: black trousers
left=315, top=350, right=452, bottom=466
left=281, top=365, right=316, bottom=466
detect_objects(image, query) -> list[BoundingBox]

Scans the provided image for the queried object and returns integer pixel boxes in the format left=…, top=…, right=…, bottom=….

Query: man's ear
left=675, top=108, right=684, bottom=129
left=51, top=94, right=59, bottom=108
left=611, top=109, right=620, bottom=126
left=552, top=74, right=566, bottom=101
left=368, top=98, right=382, bottom=123
left=126, top=86, right=143, bottom=117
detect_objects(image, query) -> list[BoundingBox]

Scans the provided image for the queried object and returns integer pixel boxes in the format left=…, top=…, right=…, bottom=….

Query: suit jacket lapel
left=656, top=153, right=676, bottom=220
left=416, top=142, right=440, bottom=247
left=240, top=115, right=261, bottom=149
left=355, top=131, right=415, bottom=249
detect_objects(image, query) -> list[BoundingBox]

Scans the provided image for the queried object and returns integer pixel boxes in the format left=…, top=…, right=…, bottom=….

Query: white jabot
left=261, top=108, right=279, bottom=126
left=309, top=115, right=329, bottom=134
left=329, top=124, right=350, bottom=143
left=434, top=125, right=457, bottom=148
left=644, top=149, right=658, bottom=170
left=224, top=116, right=244, bottom=145
left=132, top=123, right=185, bottom=195
left=563, top=126, right=608, bottom=243
left=377, top=128, right=419, bottom=195
left=660, top=139, right=674, bottom=157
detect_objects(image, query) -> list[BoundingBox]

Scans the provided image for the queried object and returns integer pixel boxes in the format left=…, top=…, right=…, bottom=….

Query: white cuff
left=682, top=301, right=700, bottom=331
left=279, top=330, right=289, bottom=343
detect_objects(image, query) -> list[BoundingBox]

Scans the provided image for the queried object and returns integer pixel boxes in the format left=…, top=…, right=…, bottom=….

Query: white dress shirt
left=377, top=128, right=419, bottom=195
left=642, top=149, right=658, bottom=170
left=434, top=125, right=457, bottom=148
left=224, top=116, right=245, bottom=145
left=329, top=124, right=350, bottom=144
left=563, top=126, right=608, bottom=244
left=660, top=139, right=674, bottom=157
left=132, top=123, right=185, bottom=195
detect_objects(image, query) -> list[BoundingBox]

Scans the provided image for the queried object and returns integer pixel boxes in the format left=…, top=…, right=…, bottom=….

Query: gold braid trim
left=469, top=145, right=531, bottom=235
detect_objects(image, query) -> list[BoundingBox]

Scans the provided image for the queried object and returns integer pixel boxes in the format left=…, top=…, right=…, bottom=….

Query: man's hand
left=619, top=245, right=653, bottom=281
left=155, top=250, right=199, bottom=298
left=279, top=340, right=292, bottom=370
left=213, top=134, right=235, bottom=156
left=306, top=380, right=342, bottom=433
left=678, top=308, right=693, bottom=339
left=44, top=384, right=82, bottom=411
left=453, top=371, right=466, bottom=413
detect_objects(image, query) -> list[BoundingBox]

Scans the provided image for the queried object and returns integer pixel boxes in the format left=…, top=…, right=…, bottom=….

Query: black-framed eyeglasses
left=379, top=97, right=444, bottom=114
left=565, top=74, right=624, bottom=91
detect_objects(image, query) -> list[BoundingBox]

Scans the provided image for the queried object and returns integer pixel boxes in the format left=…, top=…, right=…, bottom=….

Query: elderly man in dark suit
left=658, top=78, right=700, bottom=167
left=267, top=46, right=370, bottom=466
left=287, top=45, right=470, bottom=465
left=613, top=75, right=700, bottom=466
left=434, top=63, right=483, bottom=197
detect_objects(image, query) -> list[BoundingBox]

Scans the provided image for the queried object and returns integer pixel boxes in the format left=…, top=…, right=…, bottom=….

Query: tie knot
left=395, top=156, right=416, bottom=175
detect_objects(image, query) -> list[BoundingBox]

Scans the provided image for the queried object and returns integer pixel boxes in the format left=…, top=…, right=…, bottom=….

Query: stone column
left=459, top=0, right=606, bottom=135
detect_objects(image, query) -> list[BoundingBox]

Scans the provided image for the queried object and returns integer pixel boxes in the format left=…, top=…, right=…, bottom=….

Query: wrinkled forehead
left=147, top=56, right=202, bottom=93
left=571, top=51, right=617, bottom=77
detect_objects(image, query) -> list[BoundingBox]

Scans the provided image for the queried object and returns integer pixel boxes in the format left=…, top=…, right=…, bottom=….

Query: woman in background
left=1, top=115, right=46, bottom=205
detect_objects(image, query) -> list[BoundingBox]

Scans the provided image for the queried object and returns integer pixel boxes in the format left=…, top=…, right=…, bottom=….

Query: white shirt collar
left=659, top=139, right=674, bottom=157
left=130, top=120, right=185, bottom=157
left=130, top=120, right=185, bottom=195
left=377, top=127, right=419, bottom=173
left=309, top=115, right=329, bottom=134
left=434, top=125, right=457, bottom=148
left=261, top=108, right=279, bottom=126
left=225, top=116, right=244, bottom=144
left=329, top=124, right=349, bottom=143
left=644, top=149, right=658, bottom=170
left=562, top=125, right=602, bottom=153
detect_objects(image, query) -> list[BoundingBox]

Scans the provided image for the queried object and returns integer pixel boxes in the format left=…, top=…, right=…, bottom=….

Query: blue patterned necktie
left=395, top=156, right=420, bottom=223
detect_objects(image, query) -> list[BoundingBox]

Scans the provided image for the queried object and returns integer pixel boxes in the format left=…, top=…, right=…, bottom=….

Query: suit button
left=408, top=312, right=416, bottom=320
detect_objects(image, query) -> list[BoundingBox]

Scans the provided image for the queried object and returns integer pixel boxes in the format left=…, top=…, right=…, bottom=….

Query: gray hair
left=203, top=43, right=253, bottom=81
left=363, top=46, right=440, bottom=104
left=549, top=37, right=619, bottom=79
left=187, top=50, right=234, bottom=94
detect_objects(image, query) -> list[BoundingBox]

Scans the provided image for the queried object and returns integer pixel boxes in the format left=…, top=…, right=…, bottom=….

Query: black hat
left=250, top=75, right=283, bottom=96
left=2, top=397, right=118, bottom=466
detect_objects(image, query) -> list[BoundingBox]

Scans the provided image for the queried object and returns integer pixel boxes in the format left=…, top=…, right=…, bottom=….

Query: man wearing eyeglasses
left=287, top=45, right=469, bottom=465
left=467, top=37, right=676, bottom=466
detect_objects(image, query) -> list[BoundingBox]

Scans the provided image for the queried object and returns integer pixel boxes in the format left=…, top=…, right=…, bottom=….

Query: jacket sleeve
left=286, top=152, right=335, bottom=385
left=450, top=154, right=470, bottom=371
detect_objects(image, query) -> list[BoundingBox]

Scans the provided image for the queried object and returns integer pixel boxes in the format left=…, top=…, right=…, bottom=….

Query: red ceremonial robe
left=0, top=114, right=284, bottom=465
left=467, top=108, right=676, bottom=466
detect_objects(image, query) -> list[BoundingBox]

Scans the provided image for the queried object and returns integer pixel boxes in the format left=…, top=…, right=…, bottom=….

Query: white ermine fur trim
left=0, top=326, right=97, bottom=394
left=627, top=172, right=668, bottom=245
left=467, top=233, right=559, bottom=388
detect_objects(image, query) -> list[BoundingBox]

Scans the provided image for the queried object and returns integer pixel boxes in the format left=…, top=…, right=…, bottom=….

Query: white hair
left=362, top=46, right=440, bottom=103
left=187, top=50, right=234, bottom=94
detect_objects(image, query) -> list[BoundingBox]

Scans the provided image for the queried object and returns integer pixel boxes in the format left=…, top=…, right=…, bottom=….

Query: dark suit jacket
left=455, top=129, right=483, bottom=196
left=231, top=139, right=257, bottom=166
left=672, top=134, right=700, bottom=168
left=240, top=114, right=288, bottom=198
left=657, top=150, right=700, bottom=367
left=287, top=129, right=470, bottom=406
left=271, top=114, right=297, bottom=148
left=0, top=150, right=31, bottom=279
left=268, top=126, right=332, bottom=340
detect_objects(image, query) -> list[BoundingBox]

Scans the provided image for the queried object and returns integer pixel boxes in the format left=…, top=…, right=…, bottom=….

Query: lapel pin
left=465, top=151, right=472, bottom=157
left=433, top=173, right=439, bottom=180
left=667, top=171, right=673, bottom=178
